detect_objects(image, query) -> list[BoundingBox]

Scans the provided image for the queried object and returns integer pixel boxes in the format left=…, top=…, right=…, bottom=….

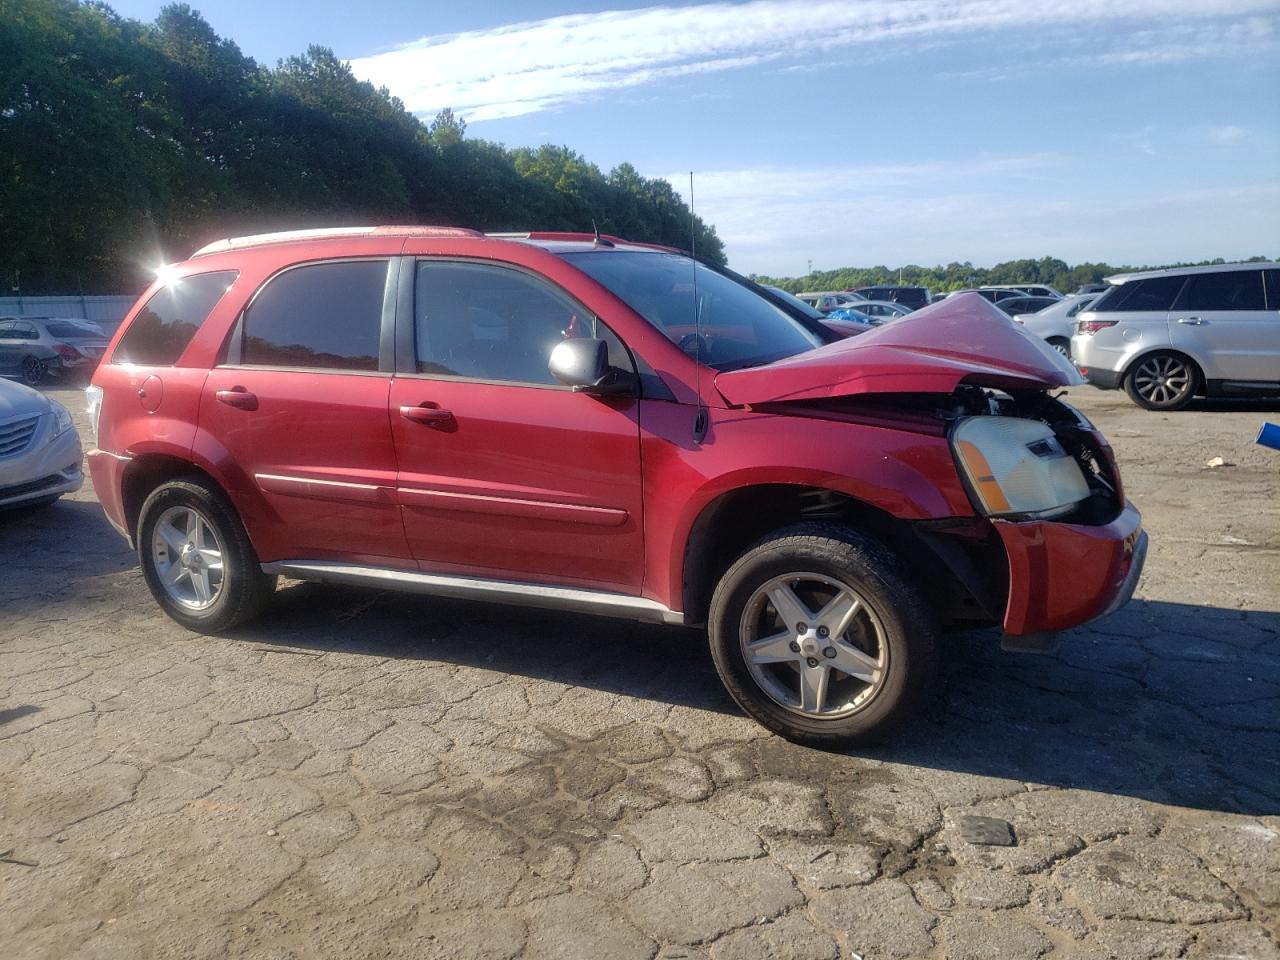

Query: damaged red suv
left=87, top=227, right=1145, bottom=745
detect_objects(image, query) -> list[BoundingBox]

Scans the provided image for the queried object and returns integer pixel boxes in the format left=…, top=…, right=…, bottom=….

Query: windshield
left=562, top=251, right=822, bottom=371
left=45, top=319, right=104, bottom=338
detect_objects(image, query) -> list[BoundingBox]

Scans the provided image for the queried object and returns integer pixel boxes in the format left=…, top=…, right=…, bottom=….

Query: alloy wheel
left=739, top=572, right=888, bottom=718
left=1132, top=354, right=1192, bottom=406
left=150, top=505, right=226, bottom=610
left=20, top=356, right=45, bottom=386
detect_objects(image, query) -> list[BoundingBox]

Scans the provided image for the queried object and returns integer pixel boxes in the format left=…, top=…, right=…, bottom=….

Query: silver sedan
left=0, top=378, right=83, bottom=509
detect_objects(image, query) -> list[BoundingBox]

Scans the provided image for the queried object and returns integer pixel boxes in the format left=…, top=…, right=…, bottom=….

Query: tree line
left=754, top=255, right=1275, bottom=297
left=1, top=0, right=725, bottom=295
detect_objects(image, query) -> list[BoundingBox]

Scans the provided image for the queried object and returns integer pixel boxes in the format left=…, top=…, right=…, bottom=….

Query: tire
left=1048, top=337, right=1070, bottom=360
left=137, top=476, right=276, bottom=633
left=708, top=521, right=939, bottom=747
left=1123, top=351, right=1199, bottom=410
left=20, top=355, right=46, bottom=386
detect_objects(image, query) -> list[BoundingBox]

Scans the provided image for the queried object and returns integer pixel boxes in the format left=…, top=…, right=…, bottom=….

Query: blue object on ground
left=1257, top=422, right=1280, bottom=451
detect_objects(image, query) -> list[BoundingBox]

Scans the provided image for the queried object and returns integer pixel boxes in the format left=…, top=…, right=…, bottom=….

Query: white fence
left=0, top=295, right=137, bottom=336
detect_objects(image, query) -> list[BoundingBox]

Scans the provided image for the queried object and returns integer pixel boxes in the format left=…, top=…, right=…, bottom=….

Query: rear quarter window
left=113, top=271, right=238, bottom=365
left=1092, top=275, right=1186, bottom=312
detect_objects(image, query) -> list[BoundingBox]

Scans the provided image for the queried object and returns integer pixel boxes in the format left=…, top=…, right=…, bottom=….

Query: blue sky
left=107, top=0, right=1280, bottom=276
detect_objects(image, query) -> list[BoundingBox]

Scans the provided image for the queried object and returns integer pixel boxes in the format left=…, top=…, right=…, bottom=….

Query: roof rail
left=487, top=231, right=680, bottom=253
left=190, top=225, right=483, bottom=258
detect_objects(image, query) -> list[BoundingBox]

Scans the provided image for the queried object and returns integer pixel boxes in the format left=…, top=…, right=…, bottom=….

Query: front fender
left=638, top=402, right=974, bottom=611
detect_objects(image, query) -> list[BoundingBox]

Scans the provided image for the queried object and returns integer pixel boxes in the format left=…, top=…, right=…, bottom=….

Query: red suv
left=87, top=227, right=1146, bottom=745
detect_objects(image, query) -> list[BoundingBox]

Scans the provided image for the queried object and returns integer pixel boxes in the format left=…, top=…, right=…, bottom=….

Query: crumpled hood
left=717, top=292, right=1084, bottom=406
left=0, top=379, right=52, bottom=420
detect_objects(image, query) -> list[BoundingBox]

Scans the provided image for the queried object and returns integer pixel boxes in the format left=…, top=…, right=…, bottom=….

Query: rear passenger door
left=1169, top=268, right=1280, bottom=384
left=200, top=258, right=411, bottom=563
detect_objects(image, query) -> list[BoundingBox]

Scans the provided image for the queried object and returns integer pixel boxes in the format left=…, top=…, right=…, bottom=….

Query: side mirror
left=549, top=338, right=635, bottom=395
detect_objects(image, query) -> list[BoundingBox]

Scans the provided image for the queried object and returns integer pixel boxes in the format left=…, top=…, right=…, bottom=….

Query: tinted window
left=1266, top=270, right=1280, bottom=310
left=0, top=321, right=16, bottom=339
left=1092, top=276, right=1186, bottom=312
left=45, top=320, right=104, bottom=338
left=1180, top=270, right=1266, bottom=311
left=240, top=261, right=386, bottom=371
left=114, top=271, right=237, bottom=365
left=415, top=261, right=631, bottom=385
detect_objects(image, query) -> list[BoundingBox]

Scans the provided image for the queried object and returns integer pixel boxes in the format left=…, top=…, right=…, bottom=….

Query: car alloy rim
left=21, top=357, right=44, bottom=384
left=1052, top=342, right=1070, bottom=358
left=151, top=505, right=226, bottom=610
left=1133, top=355, right=1190, bottom=405
left=739, top=572, right=888, bottom=719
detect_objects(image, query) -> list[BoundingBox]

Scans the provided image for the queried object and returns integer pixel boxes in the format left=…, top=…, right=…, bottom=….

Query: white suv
left=1071, top=262, right=1280, bottom=410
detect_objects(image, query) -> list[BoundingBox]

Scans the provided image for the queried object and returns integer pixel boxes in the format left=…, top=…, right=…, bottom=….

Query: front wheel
left=137, top=476, right=276, bottom=633
left=708, top=522, right=938, bottom=747
left=1124, top=352, right=1198, bottom=410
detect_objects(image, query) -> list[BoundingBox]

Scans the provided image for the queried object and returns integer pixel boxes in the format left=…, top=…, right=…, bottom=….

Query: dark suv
left=849, top=286, right=931, bottom=311
left=87, top=227, right=1145, bottom=745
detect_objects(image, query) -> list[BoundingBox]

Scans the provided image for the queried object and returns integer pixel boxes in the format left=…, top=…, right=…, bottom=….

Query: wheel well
left=681, top=485, right=918, bottom=627
left=1122, top=348, right=1204, bottom=387
left=121, top=455, right=221, bottom=539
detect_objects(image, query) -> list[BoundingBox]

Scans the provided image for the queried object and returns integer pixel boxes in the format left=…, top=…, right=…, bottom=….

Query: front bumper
left=0, top=417, right=84, bottom=509
left=995, top=502, right=1146, bottom=635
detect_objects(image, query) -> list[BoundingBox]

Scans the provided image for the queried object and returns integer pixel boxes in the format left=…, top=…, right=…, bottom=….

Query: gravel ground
left=1, top=382, right=1277, bottom=960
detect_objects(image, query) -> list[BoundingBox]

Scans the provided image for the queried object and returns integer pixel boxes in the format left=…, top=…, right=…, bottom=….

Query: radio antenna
left=690, top=171, right=708, bottom=443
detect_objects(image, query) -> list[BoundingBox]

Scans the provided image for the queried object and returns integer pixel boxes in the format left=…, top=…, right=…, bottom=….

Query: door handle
left=216, top=387, right=259, bottom=410
left=400, top=404, right=455, bottom=428
left=1176, top=317, right=1207, bottom=325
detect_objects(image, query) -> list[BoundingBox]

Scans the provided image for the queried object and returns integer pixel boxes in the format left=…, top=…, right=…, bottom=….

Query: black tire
left=1123, top=351, right=1199, bottom=410
left=1048, top=337, right=1071, bottom=360
left=20, top=355, right=46, bottom=386
left=136, top=476, right=276, bottom=633
left=708, top=521, right=938, bottom=747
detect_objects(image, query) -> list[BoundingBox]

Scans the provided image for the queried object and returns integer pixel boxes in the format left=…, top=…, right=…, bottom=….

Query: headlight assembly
left=49, top=401, right=75, bottom=441
left=952, top=416, right=1090, bottom=519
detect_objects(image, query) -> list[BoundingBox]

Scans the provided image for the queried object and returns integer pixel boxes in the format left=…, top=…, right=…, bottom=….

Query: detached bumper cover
left=995, top=502, right=1146, bottom=635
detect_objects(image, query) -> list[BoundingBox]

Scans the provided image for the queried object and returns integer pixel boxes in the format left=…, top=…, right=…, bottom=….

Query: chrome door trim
left=260, top=559, right=685, bottom=625
left=396, top=486, right=628, bottom=526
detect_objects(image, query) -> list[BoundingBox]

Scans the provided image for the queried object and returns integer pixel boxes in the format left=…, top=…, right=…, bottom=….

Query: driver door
left=388, top=259, right=646, bottom=594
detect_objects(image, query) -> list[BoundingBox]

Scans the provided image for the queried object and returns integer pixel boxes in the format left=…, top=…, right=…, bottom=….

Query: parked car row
left=789, top=261, right=1280, bottom=411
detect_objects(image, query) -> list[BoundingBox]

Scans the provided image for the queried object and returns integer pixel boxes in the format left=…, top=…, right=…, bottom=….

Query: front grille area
left=0, top=416, right=40, bottom=457
left=0, top=472, right=62, bottom=499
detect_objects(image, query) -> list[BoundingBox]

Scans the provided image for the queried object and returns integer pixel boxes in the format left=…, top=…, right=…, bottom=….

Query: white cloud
left=1208, top=124, right=1249, bottom=145
left=348, top=1, right=1280, bottom=122
left=656, top=162, right=1280, bottom=274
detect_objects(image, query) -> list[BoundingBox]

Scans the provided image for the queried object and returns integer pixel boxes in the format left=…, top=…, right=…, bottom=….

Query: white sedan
left=0, top=379, right=83, bottom=509
left=1017, top=293, right=1100, bottom=358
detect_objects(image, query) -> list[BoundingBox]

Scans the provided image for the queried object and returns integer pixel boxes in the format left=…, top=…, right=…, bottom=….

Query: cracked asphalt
left=1, top=384, right=1277, bottom=960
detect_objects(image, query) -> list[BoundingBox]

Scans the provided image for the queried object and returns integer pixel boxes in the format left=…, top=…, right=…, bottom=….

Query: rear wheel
left=20, top=355, right=46, bottom=386
left=137, top=476, right=276, bottom=633
left=708, top=522, right=938, bottom=747
left=1047, top=337, right=1070, bottom=359
left=1124, top=351, right=1198, bottom=410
